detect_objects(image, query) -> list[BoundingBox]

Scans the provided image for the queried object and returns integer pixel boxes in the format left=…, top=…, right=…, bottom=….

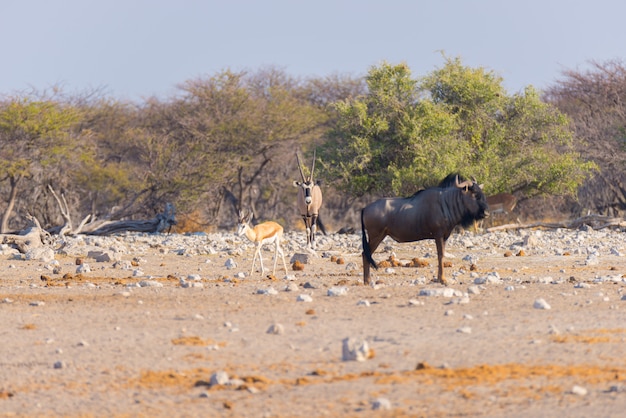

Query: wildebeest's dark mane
left=407, top=173, right=466, bottom=198
left=437, top=173, right=467, bottom=189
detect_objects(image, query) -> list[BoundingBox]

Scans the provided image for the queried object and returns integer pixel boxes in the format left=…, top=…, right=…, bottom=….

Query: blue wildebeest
left=361, top=175, right=489, bottom=285
left=293, top=151, right=326, bottom=248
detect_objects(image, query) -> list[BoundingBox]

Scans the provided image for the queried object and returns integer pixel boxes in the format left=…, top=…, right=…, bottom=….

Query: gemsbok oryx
left=361, top=175, right=489, bottom=285
left=237, top=210, right=288, bottom=277
left=293, top=151, right=326, bottom=248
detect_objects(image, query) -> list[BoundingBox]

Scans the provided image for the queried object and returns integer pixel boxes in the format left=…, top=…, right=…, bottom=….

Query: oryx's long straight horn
left=296, top=152, right=307, bottom=182
left=310, top=149, right=316, bottom=181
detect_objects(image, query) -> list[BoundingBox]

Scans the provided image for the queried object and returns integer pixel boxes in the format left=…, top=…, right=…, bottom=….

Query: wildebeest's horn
left=296, top=152, right=306, bottom=182
left=455, top=175, right=473, bottom=190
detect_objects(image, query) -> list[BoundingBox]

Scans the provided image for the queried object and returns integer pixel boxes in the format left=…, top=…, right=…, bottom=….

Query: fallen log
left=85, top=203, right=177, bottom=236
left=0, top=215, right=51, bottom=253
left=485, top=214, right=626, bottom=232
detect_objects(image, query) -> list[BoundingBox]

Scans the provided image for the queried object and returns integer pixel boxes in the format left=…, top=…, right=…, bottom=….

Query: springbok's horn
left=310, top=149, right=316, bottom=181
left=296, top=152, right=306, bottom=182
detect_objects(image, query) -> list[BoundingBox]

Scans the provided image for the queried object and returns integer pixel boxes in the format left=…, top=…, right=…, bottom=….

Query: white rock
left=571, top=385, right=588, bottom=396
left=297, top=294, right=313, bottom=302
left=257, top=287, right=278, bottom=295
left=210, top=371, right=230, bottom=386
left=357, top=300, right=371, bottom=307
left=25, top=247, right=55, bottom=262
left=284, top=283, right=299, bottom=292
left=327, top=286, right=348, bottom=296
left=342, top=337, right=371, bottom=362
left=419, top=288, right=461, bottom=297
left=266, top=323, right=284, bottom=335
left=457, top=326, right=472, bottom=334
left=138, top=280, right=163, bottom=287
left=224, top=258, right=237, bottom=269
left=467, top=285, right=481, bottom=295
left=76, top=263, right=91, bottom=273
left=533, top=298, right=551, bottom=310
left=371, top=398, right=392, bottom=410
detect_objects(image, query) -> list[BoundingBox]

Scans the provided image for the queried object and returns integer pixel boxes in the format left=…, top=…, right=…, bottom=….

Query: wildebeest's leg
left=434, top=236, right=447, bottom=285
left=362, top=232, right=386, bottom=285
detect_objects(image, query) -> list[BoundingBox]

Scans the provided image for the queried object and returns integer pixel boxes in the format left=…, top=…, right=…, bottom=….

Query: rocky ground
left=1, top=227, right=625, bottom=417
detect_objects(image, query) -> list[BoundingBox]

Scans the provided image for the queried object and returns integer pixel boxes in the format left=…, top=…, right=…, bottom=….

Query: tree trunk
left=1, top=175, right=21, bottom=234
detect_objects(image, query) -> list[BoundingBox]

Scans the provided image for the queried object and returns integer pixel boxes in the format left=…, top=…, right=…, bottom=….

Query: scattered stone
left=371, top=398, right=392, bottom=411
left=25, top=247, right=55, bottom=262
left=256, top=287, right=278, bottom=295
left=138, top=280, right=163, bottom=288
left=342, top=337, right=373, bottom=362
left=585, top=255, right=599, bottom=266
left=457, top=326, right=472, bottom=334
left=327, top=286, right=348, bottom=296
left=76, top=263, right=91, bottom=274
left=419, top=288, right=462, bottom=297
left=266, top=323, right=284, bottom=335
left=224, top=258, right=237, bottom=269
left=210, top=371, right=230, bottom=386
left=284, top=283, right=299, bottom=292
left=570, top=385, right=588, bottom=396
left=297, top=294, right=313, bottom=302
left=357, top=300, right=371, bottom=307
left=533, top=298, right=551, bottom=310
left=290, top=253, right=311, bottom=264
left=53, top=361, right=66, bottom=369
left=467, top=285, right=481, bottom=295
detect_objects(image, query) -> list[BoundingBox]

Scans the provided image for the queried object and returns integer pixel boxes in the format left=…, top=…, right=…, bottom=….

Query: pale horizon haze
left=1, top=0, right=624, bottom=101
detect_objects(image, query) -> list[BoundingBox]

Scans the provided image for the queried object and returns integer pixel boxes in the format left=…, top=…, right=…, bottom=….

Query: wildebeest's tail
left=316, top=215, right=327, bottom=235
left=361, top=209, right=378, bottom=269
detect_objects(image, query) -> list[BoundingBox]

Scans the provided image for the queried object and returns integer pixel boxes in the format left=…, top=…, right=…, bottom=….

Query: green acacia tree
left=319, top=58, right=596, bottom=198
left=0, top=96, right=82, bottom=232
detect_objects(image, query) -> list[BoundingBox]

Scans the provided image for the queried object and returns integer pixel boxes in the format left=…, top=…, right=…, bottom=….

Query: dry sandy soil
left=1, top=231, right=625, bottom=417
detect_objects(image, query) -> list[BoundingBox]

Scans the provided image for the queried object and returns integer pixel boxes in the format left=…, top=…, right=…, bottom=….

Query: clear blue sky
left=1, top=0, right=623, bottom=101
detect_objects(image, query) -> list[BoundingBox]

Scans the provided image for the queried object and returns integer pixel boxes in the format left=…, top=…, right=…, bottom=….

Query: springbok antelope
left=236, top=211, right=288, bottom=277
left=293, top=151, right=326, bottom=248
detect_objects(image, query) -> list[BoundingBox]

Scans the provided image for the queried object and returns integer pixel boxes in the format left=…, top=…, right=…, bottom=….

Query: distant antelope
left=236, top=211, right=288, bottom=276
left=486, top=193, right=517, bottom=216
left=293, top=151, right=326, bottom=248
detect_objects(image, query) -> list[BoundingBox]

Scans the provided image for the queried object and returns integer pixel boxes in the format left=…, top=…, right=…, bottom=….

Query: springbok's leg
left=250, top=243, right=258, bottom=275
left=276, top=237, right=288, bottom=274
left=435, top=237, right=447, bottom=285
left=256, top=242, right=266, bottom=276
left=272, top=241, right=279, bottom=275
